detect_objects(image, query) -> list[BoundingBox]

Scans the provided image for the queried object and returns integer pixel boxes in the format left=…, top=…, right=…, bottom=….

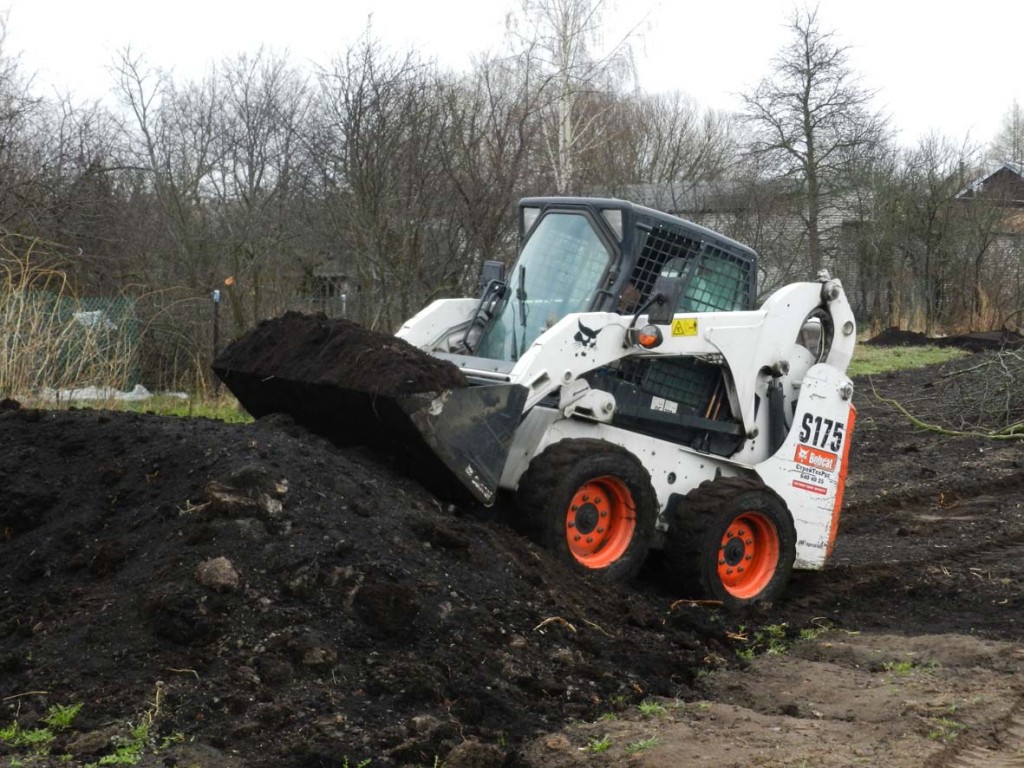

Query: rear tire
left=666, top=475, right=795, bottom=609
left=515, top=439, right=656, bottom=583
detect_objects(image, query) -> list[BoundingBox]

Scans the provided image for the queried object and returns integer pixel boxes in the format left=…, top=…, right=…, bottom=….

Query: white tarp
left=39, top=384, right=188, bottom=402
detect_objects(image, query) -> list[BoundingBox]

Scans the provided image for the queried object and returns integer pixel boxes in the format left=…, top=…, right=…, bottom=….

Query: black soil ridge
left=212, top=312, right=467, bottom=396
left=0, top=406, right=725, bottom=767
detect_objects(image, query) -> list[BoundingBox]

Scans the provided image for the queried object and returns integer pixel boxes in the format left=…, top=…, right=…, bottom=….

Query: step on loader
left=215, top=197, right=857, bottom=609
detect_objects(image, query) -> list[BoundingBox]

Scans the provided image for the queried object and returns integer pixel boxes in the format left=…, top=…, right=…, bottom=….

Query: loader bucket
left=212, top=313, right=527, bottom=505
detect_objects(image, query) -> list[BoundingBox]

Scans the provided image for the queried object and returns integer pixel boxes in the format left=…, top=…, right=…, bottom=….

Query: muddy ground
left=2, top=347, right=1024, bottom=767
left=531, top=351, right=1024, bottom=767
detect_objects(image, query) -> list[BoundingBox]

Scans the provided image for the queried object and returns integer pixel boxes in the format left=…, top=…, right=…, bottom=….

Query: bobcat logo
left=574, top=319, right=603, bottom=357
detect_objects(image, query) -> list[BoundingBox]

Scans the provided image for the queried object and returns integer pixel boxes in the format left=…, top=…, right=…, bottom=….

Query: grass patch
left=848, top=345, right=969, bottom=377
left=108, top=394, right=252, bottom=423
left=624, top=736, right=659, bottom=754
left=882, top=660, right=916, bottom=677
left=42, top=703, right=83, bottom=731
left=734, top=620, right=843, bottom=660
left=636, top=700, right=667, bottom=718
left=584, top=735, right=612, bottom=753
left=927, top=716, right=966, bottom=742
left=0, top=721, right=54, bottom=752
left=0, top=702, right=82, bottom=758
left=881, top=659, right=938, bottom=677
left=735, top=623, right=791, bottom=660
left=0, top=682, right=178, bottom=766
left=798, top=619, right=833, bottom=641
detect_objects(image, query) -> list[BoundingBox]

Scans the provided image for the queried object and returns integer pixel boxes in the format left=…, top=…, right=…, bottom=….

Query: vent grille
left=615, top=356, right=723, bottom=413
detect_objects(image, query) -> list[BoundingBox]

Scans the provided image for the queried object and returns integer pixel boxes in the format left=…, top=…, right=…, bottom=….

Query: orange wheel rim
left=564, top=476, right=637, bottom=569
left=717, top=511, right=780, bottom=599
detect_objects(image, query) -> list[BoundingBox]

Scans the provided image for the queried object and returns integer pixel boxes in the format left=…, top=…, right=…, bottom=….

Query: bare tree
left=893, top=135, right=991, bottom=332
left=741, top=7, right=889, bottom=274
left=507, top=0, right=637, bottom=193
left=209, top=48, right=311, bottom=333
left=988, top=100, right=1024, bottom=167
left=836, top=146, right=904, bottom=325
left=436, top=55, right=543, bottom=283
left=315, top=35, right=457, bottom=329
left=580, top=91, right=739, bottom=195
left=113, top=48, right=222, bottom=289
left=36, top=96, right=126, bottom=291
left=630, top=94, right=738, bottom=184
left=0, top=15, right=48, bottom=231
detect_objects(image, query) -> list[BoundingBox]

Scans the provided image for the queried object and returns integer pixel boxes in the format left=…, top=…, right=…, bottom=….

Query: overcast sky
left=6, top=0, right=1023, bottom=149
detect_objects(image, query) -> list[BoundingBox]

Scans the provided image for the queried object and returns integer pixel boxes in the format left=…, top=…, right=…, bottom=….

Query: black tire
left=665, top=475, right=796, bottom=609
left=515, top=438, right=656, bottom=583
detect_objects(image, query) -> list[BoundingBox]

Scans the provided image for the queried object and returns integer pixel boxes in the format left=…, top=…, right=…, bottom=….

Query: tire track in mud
left=843, top=468, right=1024, bottom=519
left=793, top=531, right=1024, bottom=601
left=778, top=475, right=1024, bottom=637
left=942, top=700, right=1024, bottom=768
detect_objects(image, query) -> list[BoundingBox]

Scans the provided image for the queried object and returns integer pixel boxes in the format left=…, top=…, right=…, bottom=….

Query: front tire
left=515, top=439, right=656, bottom=583
left=666, top=476, right=796, bottom=608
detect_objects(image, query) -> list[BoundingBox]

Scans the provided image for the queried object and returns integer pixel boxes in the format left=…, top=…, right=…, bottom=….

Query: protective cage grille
left=629, top=224, right=754, bottom=313
left=603, top=213, right=754, bottom=449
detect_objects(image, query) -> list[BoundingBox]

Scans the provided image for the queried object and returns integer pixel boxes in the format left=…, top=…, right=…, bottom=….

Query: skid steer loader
left=215, top=197, right=856, bottom=608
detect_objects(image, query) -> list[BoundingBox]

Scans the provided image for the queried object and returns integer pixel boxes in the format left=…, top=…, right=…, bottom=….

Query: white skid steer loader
left=219, top=197, right=857, bottom=608
left=396, top=197, right=855, bottom=607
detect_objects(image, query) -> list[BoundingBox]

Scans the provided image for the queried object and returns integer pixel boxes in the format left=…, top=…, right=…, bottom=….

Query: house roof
left=598, top=181, right=751, bottom=215
left=956, top=162, right=1024, bottom=205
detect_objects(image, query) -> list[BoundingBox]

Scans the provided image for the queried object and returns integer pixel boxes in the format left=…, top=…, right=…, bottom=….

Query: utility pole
left=212, top=289, right=221, bottom=396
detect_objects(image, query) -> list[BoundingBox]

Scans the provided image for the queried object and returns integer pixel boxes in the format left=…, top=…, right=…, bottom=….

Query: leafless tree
left=35, top=96, right=126, bottom=290
left=890, top=135, right=994, bottom=332
left=741, top=7, right=889, bottom=274
left=579, top=91, right=739, bottom=196
left=208, top=48, right=311, bottom=333
left=507, top=0, right=638, bottom=193
left=114, top=48, right=222, bottom=289
left=435, top=55, right=543, bottom=283
left=0, top=15, right=48, bottom=232
left=315, top=35, right=460, bottom=329
left=835, top=146, right=905, bottom=325
left=988, top=100, right=1024, bottom=167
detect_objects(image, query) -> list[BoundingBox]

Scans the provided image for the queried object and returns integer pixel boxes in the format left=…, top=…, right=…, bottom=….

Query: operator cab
left=457, top=198, right=762, bottom=457
left=471, top=198, right=758, bottom=362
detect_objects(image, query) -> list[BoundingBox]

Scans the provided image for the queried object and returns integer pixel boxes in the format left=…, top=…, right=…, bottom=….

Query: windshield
left=476, top=212, right=612, bottom=362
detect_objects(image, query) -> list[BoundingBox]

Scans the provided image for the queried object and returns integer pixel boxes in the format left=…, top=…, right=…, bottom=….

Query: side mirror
left=479, top=260, right=506, bottom=291
left=647, top=273, right=685, bottom=325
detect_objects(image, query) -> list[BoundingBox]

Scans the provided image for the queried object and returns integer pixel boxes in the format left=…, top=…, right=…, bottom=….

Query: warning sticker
left=792, top=479, right=828, bottom=495
left=671, top=318, right=697, bottom=336
left=650, top=396, right=678, bottom=414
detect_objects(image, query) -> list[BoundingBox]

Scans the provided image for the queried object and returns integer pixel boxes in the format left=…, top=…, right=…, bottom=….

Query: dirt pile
left=212, top=311, right=466, bottom=399
left=0, top=405, right=725, bottom=767
left=866, top=327, right=1024, bottom=352
left=8, top=332, right=1024, bottom=766
left=210, top=312, right=505, bottom=504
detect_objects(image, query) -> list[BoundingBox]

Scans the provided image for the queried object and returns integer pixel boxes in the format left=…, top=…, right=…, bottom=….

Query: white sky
left=6, top=0, right=1023, bottom=148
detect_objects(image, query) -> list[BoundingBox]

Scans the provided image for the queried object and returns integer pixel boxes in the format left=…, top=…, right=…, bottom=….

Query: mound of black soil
left=213, top=312, right=466, bottom=396
left=211, top=313, right=516, bottom=505
left=0, top=406, right=725, bottom=767
left=866, top=327, right=1024, bottom=352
